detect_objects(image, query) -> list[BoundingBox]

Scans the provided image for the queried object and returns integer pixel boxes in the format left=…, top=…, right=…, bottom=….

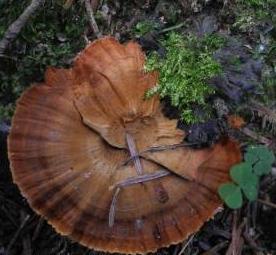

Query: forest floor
left=0, top=0, right=276, bottom=254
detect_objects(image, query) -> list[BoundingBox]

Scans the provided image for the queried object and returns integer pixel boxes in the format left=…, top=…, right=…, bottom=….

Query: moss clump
left=145, top=32, right=224, bottom=124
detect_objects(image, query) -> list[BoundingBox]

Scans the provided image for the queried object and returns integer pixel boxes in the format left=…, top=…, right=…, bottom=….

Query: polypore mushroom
left=8, top=37, right=241, bottom=254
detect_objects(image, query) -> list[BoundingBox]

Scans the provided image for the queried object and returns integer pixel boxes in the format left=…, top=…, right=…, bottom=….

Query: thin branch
left=258, top=198, right=276, bottom=209
left=84, top=0, right=102, bottom=39
left=159, top=22, right=186, bottom=34
left=226, top=212, right=245, bottom=255
left=178, top=234, right=195, bottom=255
left=201, top=241, right=229, bottom=255
left=32, top=217, right=44, bottom=241
left=6, top=212, right=30, bottom=254
left=142, top=142, right=198, bottom=153
left=21, top=211, right=32, bottom=255
left=109, top=169, right=170, bottom=190
left=126, top=133, right=144, bottom=175
left=241, top=127, right=271, bottom=146
left=108, top=169, right=170, bottom=227
left=0, top=0, right=45, bottom=55
left=123, top=142, right=198, bottom=166
left=109, top=187, right=121, bottom=227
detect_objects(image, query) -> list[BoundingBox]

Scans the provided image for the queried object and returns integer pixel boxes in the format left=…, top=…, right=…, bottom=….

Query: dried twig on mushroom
left=123, top=142, right=199, bottom=166
left=126, top=133, right=144, bottom=175
left=0, top=0, right=45, bottom=55
left=108, top=169, right=170, bottom=227
left=109, top=133, right=174, bottom=227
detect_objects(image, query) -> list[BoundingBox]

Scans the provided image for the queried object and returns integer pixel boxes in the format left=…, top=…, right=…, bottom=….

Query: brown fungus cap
left=8, top=37, right=241, bottom=254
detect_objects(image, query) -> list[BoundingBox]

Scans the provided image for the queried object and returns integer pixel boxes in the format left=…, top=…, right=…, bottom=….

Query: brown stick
left=202, top=241, right=229, bottom=255
left=108, top=169, right=171, bottom=227
left=0, top=0, right=45, bottom=55
left=109, top=187, right=121, bottom=227
left=241, top=127, right=271, bottom=145
left=226, top=212, right=245, bottom=255
left=84, top=0, right=102, bottom=39
left=258, top=198, right=276, bottom=209
left=109, top=169, right=171, bottom=191
left=123, top=142, right=198, bottom=166
left=126, top=133, right=144, bottom=175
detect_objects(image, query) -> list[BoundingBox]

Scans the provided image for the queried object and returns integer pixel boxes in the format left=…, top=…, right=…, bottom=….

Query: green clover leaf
left=253, top=160, right=272, bottom=176
left=245, top=146, right=275, bottom=165
left=242, top=183, right=258, bottom=201
left=244, top=149, right=258, bottom=164
left=218, top=183, right=243, bottom=209
left=230, top=162, right=258, bottom=187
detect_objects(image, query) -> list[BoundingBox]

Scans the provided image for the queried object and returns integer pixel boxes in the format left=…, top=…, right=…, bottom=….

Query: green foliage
left=0, top=0, right=86, bottom=120
left=218, top=183, right=243, bottom=209
left=219, top=146, right=275, bottom=209
left=234, top=0, right=276, bottom=32
left=0, top=103, right=15, bottom=121
left=133, top=21, right=158, bottom=37
left=230, top=162, right=258, bottom=188
left=239, top=0, right=276, bottom=8
left=145, top=32, right=224, bottom=124
left=230, top=162, right=259, bottom=201
left=246, top=146, right=275, bottom=175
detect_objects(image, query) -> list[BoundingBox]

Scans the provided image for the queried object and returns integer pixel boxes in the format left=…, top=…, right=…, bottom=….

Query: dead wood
left=0, top=0, right=44, bottom=55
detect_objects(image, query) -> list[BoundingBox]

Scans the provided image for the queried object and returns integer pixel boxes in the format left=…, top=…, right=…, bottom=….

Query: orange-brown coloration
left=8, top=37, right=241, bottom=254
left=227, top=115, right=246, bottom=129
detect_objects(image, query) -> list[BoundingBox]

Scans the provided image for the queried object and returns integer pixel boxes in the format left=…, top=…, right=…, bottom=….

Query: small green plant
left=133, top=21, right=158, bottom=37
left=219, top=145, right=275, bottom=209
left=145, top=32, right=224, bottom=123
left=233, top=14, right=256, bottom=33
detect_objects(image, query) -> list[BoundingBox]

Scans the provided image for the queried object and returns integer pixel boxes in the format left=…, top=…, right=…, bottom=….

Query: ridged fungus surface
left=8, top=37, right=241, bottom=254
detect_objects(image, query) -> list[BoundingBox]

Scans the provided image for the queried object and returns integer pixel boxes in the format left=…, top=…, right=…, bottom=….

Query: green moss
left=0, top=0, right=87, bottom=121
left=145, top=32, right=224, bottom=124
left=133, top=21, right=158, bottom=37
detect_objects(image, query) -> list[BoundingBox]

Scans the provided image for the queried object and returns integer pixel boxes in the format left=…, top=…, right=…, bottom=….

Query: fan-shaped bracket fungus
left=8, top=37, right=241, bottom=254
